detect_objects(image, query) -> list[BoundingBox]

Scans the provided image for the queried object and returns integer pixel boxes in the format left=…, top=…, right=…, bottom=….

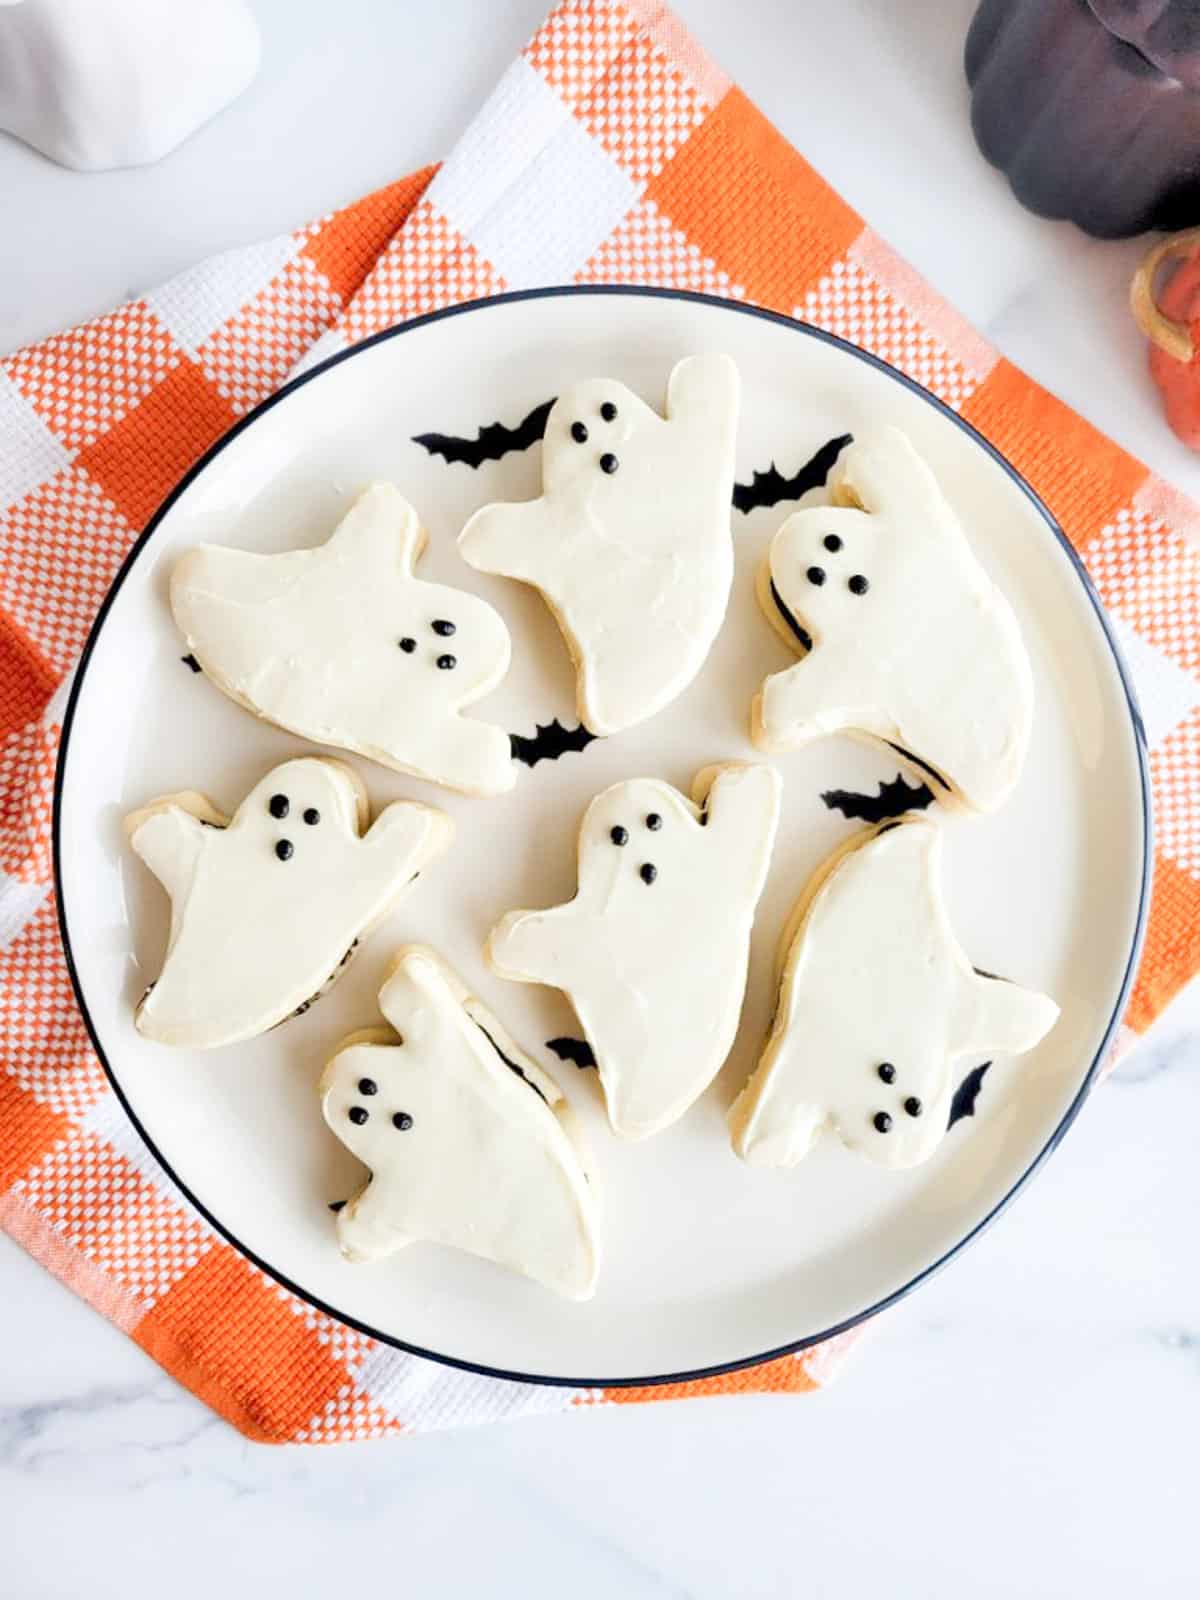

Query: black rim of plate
left=52, top=285, right=1153, bottom=1390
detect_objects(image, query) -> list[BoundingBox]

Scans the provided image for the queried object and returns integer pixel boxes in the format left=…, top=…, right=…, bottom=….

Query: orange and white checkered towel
left=1, top=0, right=1197, bottom=1443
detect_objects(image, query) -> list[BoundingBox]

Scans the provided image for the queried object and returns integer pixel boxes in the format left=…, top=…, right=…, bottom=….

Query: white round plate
left=55, top=288, right=1150, bottom=1386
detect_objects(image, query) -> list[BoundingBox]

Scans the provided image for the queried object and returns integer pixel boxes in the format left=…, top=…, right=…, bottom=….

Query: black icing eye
left=600, top=401, right=617, bottom=421
left=431, top=619, right=456, bottom=637
left=399, top=637, right=417, bottom=653
left=823, top=534, right=843, bottom=553
left=878, top=1062, right=896, bottom=1083
left=436, top=654, right=457, bottom=670
left=268, top=794, right=289, bottom=819
left=645, top=812, right=662, bottom=831
left=806, top=566, right=826, bottom=586
left=848, top=574, right=870, bottom=595
left=275, top=839, right=294, bottom=861
left=348, top=1106, right=369, bottom=1125
left=610, top=825, right=629, bottom=846
left=303, top=808, right=320, bottom=826
left=599, top=452, right=619, bottom=474
left=904, top=1096, right=923, bottom=1118
left=571, top=421, right=588, bottom=443
left=873, top=1111, right=892, bottom=1133
left=392, top=1112, right=413, bottom=1131
left=358, top=1078, right=377, bottom=1096
left=640, top=863, right=657, bottom=885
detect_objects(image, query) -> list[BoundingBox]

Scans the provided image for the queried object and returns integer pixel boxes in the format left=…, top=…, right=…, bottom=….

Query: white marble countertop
left=3, top=1, right=1199, bottom=1594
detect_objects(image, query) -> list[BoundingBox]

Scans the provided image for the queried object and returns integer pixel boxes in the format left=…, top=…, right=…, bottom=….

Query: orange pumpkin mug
left=1131, top=227, right=1200, bottom=449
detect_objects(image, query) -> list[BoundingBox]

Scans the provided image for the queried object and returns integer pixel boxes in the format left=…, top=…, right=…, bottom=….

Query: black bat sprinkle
left=733, top=433, right=853, bottom=514
left=948, top=1063, right=991, bottom=1128
left=510, top=719, right=597, bottom=768
left=547, top=1037, right=596, bottom=1069
left=413, top=399, right=555, bottom=468
left=882, top=741, right=950, bottom=794
left=820, top=773, right=935, bottom=824
left=328, top=1199, right=347, bottom=1213
left=182, top=653, right=202, bottom=673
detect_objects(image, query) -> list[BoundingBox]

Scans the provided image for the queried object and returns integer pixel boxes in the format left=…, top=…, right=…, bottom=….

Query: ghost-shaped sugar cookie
left=126, top=757, right=451, bottom=1048
left=321, top=946, right=599, bottom=1300
left=729, top=818, right=1059, bottom=1170
left=459, top=355, right=740, bottom=736
left=171, top=484, right=515, bottom=796
left=488, top=763, right=780, bottom=1141
left=751, top=427, right=1034, bottom=813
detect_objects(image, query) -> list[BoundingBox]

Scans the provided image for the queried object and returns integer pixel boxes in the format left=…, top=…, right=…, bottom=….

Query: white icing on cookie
left=126, top=757, right=451, bottom=1049
left=729, top=818, right=1059, bottom=1170
left=488, top=763, right=780, bottom=1140
left=171, top=484, right=515, bottom=796
left=752, top=428, right=1034, bottom=813
left=458, top=355, right=740, bottom=736
left=321, top=946, right=599, bottom=1300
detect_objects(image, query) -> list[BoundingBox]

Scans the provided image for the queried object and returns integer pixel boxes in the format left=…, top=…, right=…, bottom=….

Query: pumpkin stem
left=1130, top=228, right=1200, bottom=363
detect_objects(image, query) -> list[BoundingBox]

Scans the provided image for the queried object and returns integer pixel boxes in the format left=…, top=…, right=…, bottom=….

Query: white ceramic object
left=55, top=289, right=1149, bottom=1386
left=0, top=0, right=260, bottom=172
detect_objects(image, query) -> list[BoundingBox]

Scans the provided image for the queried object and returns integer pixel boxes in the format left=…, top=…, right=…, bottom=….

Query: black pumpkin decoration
left=966, top=0, right=1200, bottom=238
